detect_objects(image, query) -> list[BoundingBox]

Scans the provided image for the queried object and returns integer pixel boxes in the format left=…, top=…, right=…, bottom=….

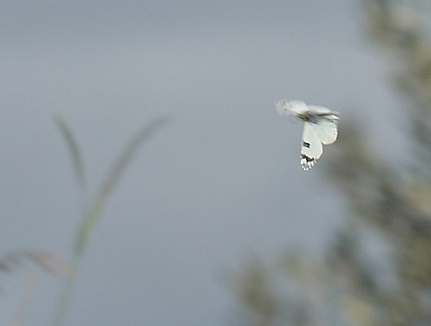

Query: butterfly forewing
left=275, top=100, right=308, bottom=116
left=307, top=105, right=333, bottom=115
left=300, top=122, right=323, bottom=171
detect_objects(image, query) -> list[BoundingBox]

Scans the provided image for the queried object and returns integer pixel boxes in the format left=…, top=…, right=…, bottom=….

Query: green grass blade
left=53, top=115, right=87, bottom=192
left=98, top=115, right=172, bottom=201
left=74, top=114, right=172, bottom=255
left=54, top=115, right=171, bottom=326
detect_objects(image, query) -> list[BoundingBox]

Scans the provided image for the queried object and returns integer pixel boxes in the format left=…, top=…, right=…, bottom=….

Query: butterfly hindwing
left=310, top=114, right=339, bottom=145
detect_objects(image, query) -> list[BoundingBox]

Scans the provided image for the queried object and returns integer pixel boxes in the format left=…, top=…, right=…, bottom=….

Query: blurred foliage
left=53, top=115, right=171, bottom=326
left=0, top=250, right=71, bottom=326
left=1, top=115, right=170, bottom=326
left=230, top=1, right=431, bottom=325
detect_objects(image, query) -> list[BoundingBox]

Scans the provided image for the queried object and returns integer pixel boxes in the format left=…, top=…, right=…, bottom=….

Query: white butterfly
left=275, top=100, right=339, bottom=171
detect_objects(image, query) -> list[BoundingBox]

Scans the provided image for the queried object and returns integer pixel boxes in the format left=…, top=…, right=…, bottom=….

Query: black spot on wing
left=302, top=141, right=310, bottom=148
left=301, top=154, right=314, bottom=162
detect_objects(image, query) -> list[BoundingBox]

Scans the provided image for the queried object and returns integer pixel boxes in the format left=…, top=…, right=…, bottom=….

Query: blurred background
left=1, top=0, right=431, bottom=325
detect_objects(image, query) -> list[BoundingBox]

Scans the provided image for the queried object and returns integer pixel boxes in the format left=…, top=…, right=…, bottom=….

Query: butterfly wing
left=311, top=114, right=339, bottom=145
left=307, top=105, right=333, bottom=115
left=300, top=122, right=323, bottom=171
left=275, top=100, right=308, bottom=116
left=276, top=101, right=339, bottom=170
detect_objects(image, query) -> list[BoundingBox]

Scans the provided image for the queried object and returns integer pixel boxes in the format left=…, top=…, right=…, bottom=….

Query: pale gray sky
left=0, top=1, right=408, bottom=325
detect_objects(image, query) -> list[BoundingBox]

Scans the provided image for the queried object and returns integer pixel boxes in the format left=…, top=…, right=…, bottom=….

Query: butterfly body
left=275, top=100, right=339, bottom=171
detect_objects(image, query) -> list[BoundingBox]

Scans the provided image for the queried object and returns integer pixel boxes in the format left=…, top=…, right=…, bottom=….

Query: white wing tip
left=275, top=99, right=290, bottom=116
